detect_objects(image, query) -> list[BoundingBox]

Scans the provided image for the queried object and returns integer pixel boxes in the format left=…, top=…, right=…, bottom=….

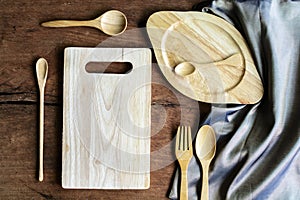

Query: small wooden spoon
left=36, top=58, right=48, bottom=182
left=195, top=125, right=216, bottom=200
left=41, top=10, right=127, bottom=36
left=174, top=53, right=242, bottom=76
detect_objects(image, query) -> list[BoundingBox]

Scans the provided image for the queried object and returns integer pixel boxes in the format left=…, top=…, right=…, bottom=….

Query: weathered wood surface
left=0, top=0, right=210, bottom=199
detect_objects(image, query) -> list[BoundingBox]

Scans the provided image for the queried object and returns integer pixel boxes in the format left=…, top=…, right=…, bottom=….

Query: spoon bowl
left=195, top=125, right=216, bottom=200
left=174, top=62, right=195, bottom=76
left=41, top=10, right=127, bottom=36
left=36, top=58, right=48, bottom=89
left=97, top=10, right=127, bottom=36
left=196, top=125, right=216, bottom=161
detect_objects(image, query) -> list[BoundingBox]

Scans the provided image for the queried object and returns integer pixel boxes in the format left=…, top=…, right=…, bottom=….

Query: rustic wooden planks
left=0, top=0, right=208, bottom=198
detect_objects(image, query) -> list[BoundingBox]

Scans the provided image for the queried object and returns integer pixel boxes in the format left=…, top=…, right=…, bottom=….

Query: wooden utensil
left=174, top=53, right=242, bottom=76
left=62, top=48, right=151, bottom=189
left=41, top=10, right=127, bottom=36
left=36, top=58, right=48, bottom=182
left=175, top=126, right=193, bottom=200
left=195, top=125, right=216, bottom=200
left=146, top=11, right=263, bottom=104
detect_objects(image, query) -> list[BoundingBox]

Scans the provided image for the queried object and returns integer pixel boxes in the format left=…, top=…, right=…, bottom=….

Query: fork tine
left=186, top=126, right=189, bottom=149
left=188, top=126, right=192, bottom=150
left=183, top=126, right=186, bottom=151
left=176, top=126, right=181, bottom=150
left=176, top=125, right=192, bottom=152
left=181, top=126, right=185, bottom=150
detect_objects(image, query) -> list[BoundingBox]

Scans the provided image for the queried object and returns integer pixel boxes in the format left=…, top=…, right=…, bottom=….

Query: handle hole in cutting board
left=85, top=62, right=133, bottom=74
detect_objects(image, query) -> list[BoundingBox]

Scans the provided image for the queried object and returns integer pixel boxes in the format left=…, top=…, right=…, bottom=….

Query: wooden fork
left=175, top=126, right=193, bottom=200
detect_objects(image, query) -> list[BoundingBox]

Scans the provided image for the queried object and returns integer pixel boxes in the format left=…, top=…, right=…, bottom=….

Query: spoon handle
left=41, top=20, right=93, bottom=28
left=39, top=89, right=45, bottom=182
left=201, top=163, right=209, bottom=200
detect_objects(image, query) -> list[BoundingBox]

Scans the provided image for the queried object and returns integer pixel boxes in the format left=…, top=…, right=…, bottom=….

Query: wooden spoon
left=174, top=53, right=242, bottom=77
left=41, top=10, right=127, bottom=36
left=36, top=58, right=48, bottom=182
left=195, top=125, right=216, bottom=200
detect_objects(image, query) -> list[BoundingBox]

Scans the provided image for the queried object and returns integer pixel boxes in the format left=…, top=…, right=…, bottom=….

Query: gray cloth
left=169, top=0, right=300, bottom=199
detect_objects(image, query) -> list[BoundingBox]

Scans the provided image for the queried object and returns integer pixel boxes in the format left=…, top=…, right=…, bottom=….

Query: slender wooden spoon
left=36, top=58, right=48, bottom=182
left=174, top=53, right=242, bottom=76
left=195, top=125, right=216, bottom=200
left=41, top=10, right=127, bottom=36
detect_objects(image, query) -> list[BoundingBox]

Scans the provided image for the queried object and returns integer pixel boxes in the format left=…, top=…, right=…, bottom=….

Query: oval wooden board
left=147, top=11, right=263, bottom=104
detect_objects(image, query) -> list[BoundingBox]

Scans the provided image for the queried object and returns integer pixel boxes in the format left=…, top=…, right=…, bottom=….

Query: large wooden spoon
left=36, top=58, right=48, bottom=182
left=195, top=125, right=216, bottom=200
left=41, top=10, right=127, bottom=36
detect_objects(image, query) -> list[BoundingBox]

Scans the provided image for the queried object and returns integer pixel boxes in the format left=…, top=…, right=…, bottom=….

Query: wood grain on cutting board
left=62, top=48, right=151, bottom=189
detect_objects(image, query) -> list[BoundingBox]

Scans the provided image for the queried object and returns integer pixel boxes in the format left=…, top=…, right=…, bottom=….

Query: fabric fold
left=169, top=0, right=300, bottom=199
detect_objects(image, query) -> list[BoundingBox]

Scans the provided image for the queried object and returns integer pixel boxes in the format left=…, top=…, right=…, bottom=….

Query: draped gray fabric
left=169, top=0, right=300, bottom=199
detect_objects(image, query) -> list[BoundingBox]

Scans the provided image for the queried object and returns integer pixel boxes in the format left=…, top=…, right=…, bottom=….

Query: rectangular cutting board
left=62, top=48, right=151, bottom=189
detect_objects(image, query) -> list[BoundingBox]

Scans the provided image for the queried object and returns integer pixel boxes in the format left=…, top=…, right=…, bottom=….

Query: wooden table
left=0, top=0, right=210, bottom=199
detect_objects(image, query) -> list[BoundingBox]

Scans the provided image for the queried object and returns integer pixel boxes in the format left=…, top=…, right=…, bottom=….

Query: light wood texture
left=63, top=48, right=151, bottom=189
left=146, top=11, right=264, bottom=104
left=195, top=125, right=216, bottom=200
left=36, top=58, right=48, bottom=182
left=175, top=53, right=242, bottom=77
left=175, top=126, right=193, bottom=200
left=42, top=10, right=127, bottom=36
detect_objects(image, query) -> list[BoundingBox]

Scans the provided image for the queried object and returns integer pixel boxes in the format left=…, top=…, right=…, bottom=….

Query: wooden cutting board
left=62, top=48, right=151, bottom=189
left=147, top=11, right=263, bottom=104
